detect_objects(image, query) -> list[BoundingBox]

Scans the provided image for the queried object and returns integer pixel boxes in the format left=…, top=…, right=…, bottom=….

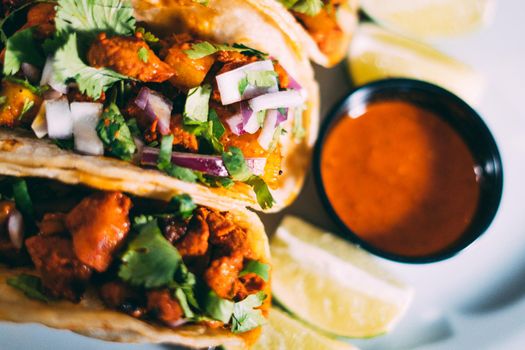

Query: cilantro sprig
left=96, top=103, right=136, bottom=160
left=3, top=28, right=45, bottom=76
left=222, top=147, right=275, bottom=209
left=53, top=33, right=129, bottom=100
left=157, top=135, right=198, bottom=182
left=184, top=42, right=268, bottom=60
left=55, top=0, right=136, bottom=37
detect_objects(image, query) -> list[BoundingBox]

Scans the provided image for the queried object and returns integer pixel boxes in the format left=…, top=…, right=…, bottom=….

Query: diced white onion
left=249, top=90, right=305, bottom=112
left=244, top=110, right=263, bottom=134
left=31, top=103, right=48, bottom=138
left=46, top=97, right=73, bottom=139
left=70, top=102, right=104, bottom=155
left=7, top=209, right=24, bottom=250
left=257, top=109, right=278, bottom=150
left=40, top=56, right=68, bottom=94
left=216, top=60, right=277, bottom=105
left=225, top=113, right=244, bottom=136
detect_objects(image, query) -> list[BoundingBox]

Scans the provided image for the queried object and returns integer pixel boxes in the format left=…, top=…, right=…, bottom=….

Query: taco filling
left=0, top=177, right=269, bottom=334
left=278, top=0, right=347, bottom=59
left=0, top=0, right=309, bottom=209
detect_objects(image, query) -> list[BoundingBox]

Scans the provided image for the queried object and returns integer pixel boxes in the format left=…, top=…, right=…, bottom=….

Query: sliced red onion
left=141, top=147, right=266, bottom=177
left=46, top=97, right=73, bottom=139
left=241, top=101, right=260, bottom=134
left=42, top=88, right=63, bottom=100
left=40, top=56, right=68, bottom=94
left=276, top=108, right=288, bottom=127
left=31, top=105, right=48, bottom=139
left=7, top=209, right=24, bottom=250
left=225, top=113, right=245, bottom=136
left=70, top=102, right=104, bottom=155
left=21, top=63, right=41, bottom=85
left=258, top=109, right=278, bottom=150
left=131, top=136, right=145, bottom=164
left=134, top=87, right=172, bottom=135
left=216, top=60, right=277, bottom=105
left=248, top=90, right=305, bottom=112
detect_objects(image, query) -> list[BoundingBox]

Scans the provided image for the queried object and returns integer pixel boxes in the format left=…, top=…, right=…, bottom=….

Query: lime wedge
left=252, top=308, right=358, bottom=350
left=360, top=0, right=496, bottom=38
left=348, top=23, right=485, bottom=106
left=271, top=216, right=413, bottom=338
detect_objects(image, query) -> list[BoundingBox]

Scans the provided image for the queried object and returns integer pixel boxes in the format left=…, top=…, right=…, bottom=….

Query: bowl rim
left=313, top=78, right=504, bottom=264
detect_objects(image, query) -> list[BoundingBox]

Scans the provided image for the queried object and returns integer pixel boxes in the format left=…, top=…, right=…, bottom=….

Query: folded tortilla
left=131, top=0, right=320, bottom=211
left=243, top=0, right=359, bottom=67
left=0, top=165, right=271, bottom=349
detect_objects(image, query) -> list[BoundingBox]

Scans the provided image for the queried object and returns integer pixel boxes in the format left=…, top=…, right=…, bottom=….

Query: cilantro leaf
left=231, top=292, right=267, bottom=333
left=238, top=76, right=249, bottom=96
left=222, top=147, right=252, bottom=182
left=175, top=287, right=195, bottom=318
left=239, top=260, right=270, bottom=282
left=137, top=47, right=149, bottom=63
left=3, top=28, right=45, bottom=76
left=135, top=27, right=159, bottom=43
left=222, top=147, right=275, bottom=209
left=55, top=0, right=136, bottom=37
left=53, top=33, right=128, bottom=100
left=184, top=84, right=211, bottom=124
left=19, top=98, right=35, bottom=120
left=280, top=0, right=324, bottom=16
left=245, top=175, right=275, bottom=210
left=195, top=173, right=235, bottom=188
left=12, top=178, right=34, bottom=221
left=192, top=0, right=209, bottom=4
left=157, top=135, right=198, bottom=182
left=184, top=42, right=268, bottom=60
left=170, top=194, right=197, bottom=220
left=204, top=290, right=234, bottom=323
left=119, top=219, right=184, bottom=288
left=96, top=103, right=136, bottom=160
left=4, top=77, right=42, bottom=95
left=246, top=70, right=278, bottom=88
left=7, top=274, right=51, bottom=303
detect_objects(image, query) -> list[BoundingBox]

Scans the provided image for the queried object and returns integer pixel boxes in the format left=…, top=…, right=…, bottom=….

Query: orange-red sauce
left=321, top=100, right=480, bottom=257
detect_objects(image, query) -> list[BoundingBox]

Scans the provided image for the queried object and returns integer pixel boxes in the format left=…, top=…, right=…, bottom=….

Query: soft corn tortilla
left=131, top=0, right=320, bottom=211
left=0, top=168, right=271, bottom=348
left=244, top=0, right=359, bottom=67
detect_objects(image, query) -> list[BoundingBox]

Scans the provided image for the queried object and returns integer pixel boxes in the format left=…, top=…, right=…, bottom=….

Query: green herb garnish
left=279, top=0, right=324, bottom=16
left=170, top=194, right=197, bottom=220
left=137, top=47, right=149, bottom=63
left=239, top=261, right=270, bottom=282
left=7, top=274, right=51, bottom=303
left=96, top=103, right=136, bottom=160
left=157, top=135, right=198, bottom=182
left=53, top=33, right=128, bottom=100
left=184, top=42, right=268, bottom=60
left=3, top=28, right=44, bottom=76
left=184, top=84, right=211, bottom=124
left=12, top=179, right=34, bottom=221
left=231, top=292, right=267, bottom=333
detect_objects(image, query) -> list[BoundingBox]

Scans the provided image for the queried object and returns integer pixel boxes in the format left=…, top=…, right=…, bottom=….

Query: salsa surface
left=321, top=100, right=480, bottom=257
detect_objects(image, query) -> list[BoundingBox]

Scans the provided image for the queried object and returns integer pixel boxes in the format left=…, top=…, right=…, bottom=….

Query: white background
left=1, top=0, right=524, bottom=349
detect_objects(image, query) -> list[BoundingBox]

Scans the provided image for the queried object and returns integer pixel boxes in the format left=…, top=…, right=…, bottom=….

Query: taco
left=0, top=0, right=320, bottom=212
left=0, top=163, right=271, bottom=348
left=238, top=0, right=359, bottom=67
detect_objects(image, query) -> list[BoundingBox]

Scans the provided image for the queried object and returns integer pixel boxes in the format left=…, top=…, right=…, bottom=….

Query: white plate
left=1, top=1, right=524, bottom=349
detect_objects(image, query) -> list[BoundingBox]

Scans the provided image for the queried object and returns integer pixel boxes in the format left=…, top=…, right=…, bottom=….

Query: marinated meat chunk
left=161, top=39, right=215, bottom=89
left=293, top=7, right=346, bottom=61
left=159, top=216, right=188, bottom=243
left=0, top=80, right=42, bottom=127
left=66, top=192, right=131, bottom=272
left=207, top=210, right=252, bottom=258
left=175, top=208, right=209, bottom=258
left=234, top=273, right=266, bottom=301
left=24, top=3, right=56, bottom=39
left=147, top=289, right=184, bottom=325
left=100, top=281, right=146, bottom=318
left=204, top=251, right=243, bottom=299
left=170, top=115, right=199, bottom=152
left=25, top=235, right=92, bottom=301
left=87, top=33, right=174, bottom=82
left=38, top=213, right=67, bottom=236
left=273, top=61, right=290, bottom=89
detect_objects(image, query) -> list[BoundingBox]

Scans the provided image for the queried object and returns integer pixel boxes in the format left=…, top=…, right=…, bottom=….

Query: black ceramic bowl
left=314, top=78, right=503, bottom=263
